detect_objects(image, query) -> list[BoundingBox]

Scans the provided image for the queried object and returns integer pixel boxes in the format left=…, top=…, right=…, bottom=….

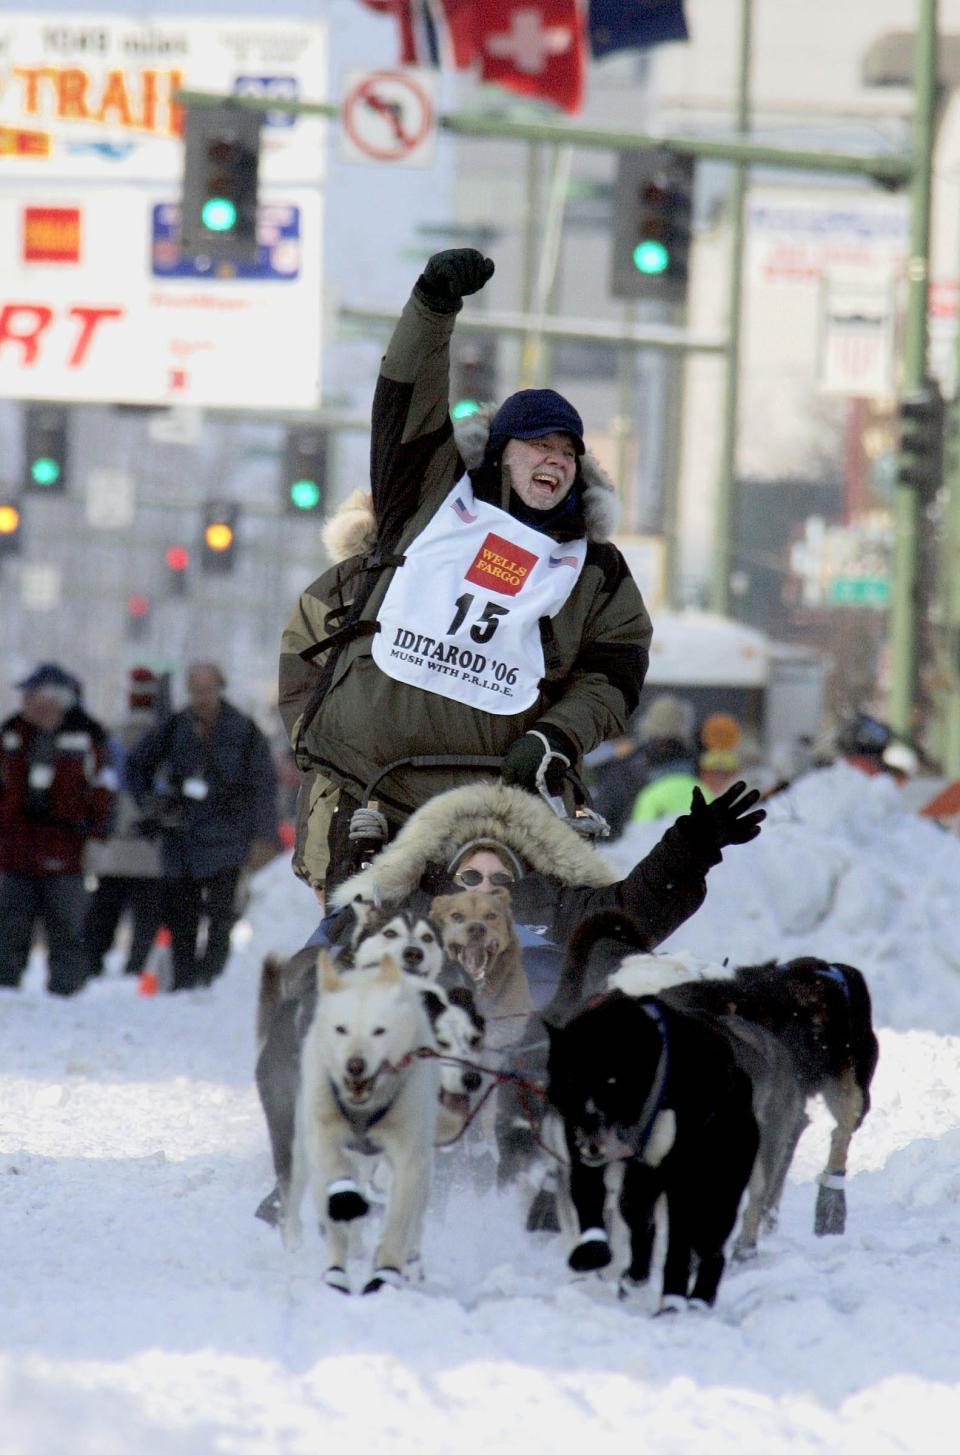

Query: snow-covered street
left=3, top=765, right=960, bottom=1454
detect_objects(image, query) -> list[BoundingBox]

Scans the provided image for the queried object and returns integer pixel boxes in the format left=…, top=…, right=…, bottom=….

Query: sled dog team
left=255, top=895, right=879, bottom=1310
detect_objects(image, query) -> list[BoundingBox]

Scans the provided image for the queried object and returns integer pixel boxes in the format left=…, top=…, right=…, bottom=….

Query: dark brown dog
left=430, top=888, right=531, bottom=1041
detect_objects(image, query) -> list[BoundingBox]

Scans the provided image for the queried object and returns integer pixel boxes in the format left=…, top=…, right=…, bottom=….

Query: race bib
left=371, top=482, right=586, bottom=714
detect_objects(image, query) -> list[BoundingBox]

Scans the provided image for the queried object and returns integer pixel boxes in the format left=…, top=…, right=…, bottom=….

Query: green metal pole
left=176, top=88, right=911, bottom=184
left=889, top=0, right=938, bottom=737
left=940, top=236, right=960, bottom=773
left=711, top=0, right=753, bottom=615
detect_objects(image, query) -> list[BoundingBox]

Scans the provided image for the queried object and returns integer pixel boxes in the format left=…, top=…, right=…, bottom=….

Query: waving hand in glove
left=413, top=248, right=495, bottom=314
left=678, top=780, right=766, bottom=862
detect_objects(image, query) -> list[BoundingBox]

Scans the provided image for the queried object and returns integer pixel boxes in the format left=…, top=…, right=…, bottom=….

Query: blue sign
left=151, top=203, right=302, bottom=281
left=233, top=74, right=299, bottom=128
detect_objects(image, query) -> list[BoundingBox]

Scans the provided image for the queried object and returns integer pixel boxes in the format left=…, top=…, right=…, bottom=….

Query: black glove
left=681, top=780, right=766, bottom=857
left=413, top=248, right=495, bottom=314
left=501, top=725, right=574, bottom=796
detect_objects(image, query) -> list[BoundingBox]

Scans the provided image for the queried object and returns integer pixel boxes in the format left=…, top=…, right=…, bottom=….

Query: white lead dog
left=284, top=950, right=440, bottom=1295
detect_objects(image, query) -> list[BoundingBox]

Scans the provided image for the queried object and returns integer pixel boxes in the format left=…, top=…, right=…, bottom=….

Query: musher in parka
left=279, top=248, right=652, bottom=896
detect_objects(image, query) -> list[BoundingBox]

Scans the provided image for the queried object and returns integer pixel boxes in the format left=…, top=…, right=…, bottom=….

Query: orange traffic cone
left=138, top=926, right=172, bottom=996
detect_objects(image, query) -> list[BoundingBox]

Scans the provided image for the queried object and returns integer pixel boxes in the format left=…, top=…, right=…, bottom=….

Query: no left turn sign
left=339, top=67, right=438, bottom=167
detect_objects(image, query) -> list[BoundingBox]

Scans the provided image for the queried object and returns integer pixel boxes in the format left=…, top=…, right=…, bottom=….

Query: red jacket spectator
left=0, top=669, right=115, bottom=877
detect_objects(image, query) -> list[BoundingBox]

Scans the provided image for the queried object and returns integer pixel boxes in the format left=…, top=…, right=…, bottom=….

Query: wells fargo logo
left=23, top=207, right=82, bottom=264
left=0, top=125, right=52, bottom=157
left=465, top=533, right=538, bottom=598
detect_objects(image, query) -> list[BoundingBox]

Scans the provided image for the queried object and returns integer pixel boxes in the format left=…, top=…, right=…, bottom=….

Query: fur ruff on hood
left=322, top=412, right=619, bottom=565
left=330, top=781, right=619, bottom=909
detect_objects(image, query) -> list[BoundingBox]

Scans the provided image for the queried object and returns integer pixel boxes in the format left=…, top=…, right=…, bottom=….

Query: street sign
left=20, top=562, right=62, bottom=611
left=339, top=68, right=437, bottom=167
left=829, top=577, right=890, bottom=608
left=817, top=271, right=896, bottom=398
left=86, top=467, right=135, bottom=528
left=0, top=15, right=327, bottom=184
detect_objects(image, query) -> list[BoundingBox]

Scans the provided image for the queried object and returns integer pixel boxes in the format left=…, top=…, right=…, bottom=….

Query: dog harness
left=776, top=961, right=850, bottom=999
left=618, top=1000, right=670, bottom=1159
left=329, top=1080, right=395, bottom=1156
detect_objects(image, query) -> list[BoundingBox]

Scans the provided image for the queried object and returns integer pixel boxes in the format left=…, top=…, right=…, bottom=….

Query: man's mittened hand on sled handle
left=501, top=724, right=574, bottom=795
left=684, top=781, right=766, bottom=855
left=414, top=248, right=495, bottom=313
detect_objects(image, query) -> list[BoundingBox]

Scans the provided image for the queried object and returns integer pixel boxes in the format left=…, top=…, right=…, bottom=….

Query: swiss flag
left=477, top=2, right=585, bottom=114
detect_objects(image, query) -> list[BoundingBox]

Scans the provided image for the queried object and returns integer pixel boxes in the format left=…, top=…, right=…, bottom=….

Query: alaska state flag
left=588, top=0, right=689, bottom=59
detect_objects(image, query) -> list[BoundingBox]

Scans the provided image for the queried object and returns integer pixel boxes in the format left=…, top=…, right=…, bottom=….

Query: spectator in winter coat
left=279, top=248, right=652, bottom=896
left=83, top=666, right=164, bottom=979
left=0, top=663, right=116, bottom=996
left=126, top=662, right=279, bottom=991
left=630, top=693, right=711, bottom=823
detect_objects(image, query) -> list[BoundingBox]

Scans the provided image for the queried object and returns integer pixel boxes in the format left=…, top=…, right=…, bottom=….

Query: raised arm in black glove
left=413, top=248, right=495, bottom=314
left=678, top=780, right=766, bottom=861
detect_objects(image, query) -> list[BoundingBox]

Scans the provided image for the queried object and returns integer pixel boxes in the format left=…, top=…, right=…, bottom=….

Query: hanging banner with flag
left=354, top=0, right=689, bottom=111
left=588, top=0, right=688, bottom=59
left=477, top=1, right=585, bottom=114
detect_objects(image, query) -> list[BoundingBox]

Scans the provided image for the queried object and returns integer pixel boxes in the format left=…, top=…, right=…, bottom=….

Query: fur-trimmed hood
left=330, top=781, right=619, bottom=909
left=321, top=412, right=620, bottom=566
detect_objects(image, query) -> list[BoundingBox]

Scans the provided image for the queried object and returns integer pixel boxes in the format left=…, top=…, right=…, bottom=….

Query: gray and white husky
left=284, top=950, right=440, bottom=1294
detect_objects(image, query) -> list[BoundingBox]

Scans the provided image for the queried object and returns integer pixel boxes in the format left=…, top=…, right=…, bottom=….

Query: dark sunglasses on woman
left=455, top=868, right=515, bottom=888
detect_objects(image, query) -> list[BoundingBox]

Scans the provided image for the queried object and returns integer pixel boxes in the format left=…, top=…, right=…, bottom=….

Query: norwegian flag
left=477, top=1, right=585, bottom=114
left=356, top=1, right=476, bottom=68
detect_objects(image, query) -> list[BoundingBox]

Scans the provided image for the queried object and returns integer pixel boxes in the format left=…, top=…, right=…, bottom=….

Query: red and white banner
left=0, top=187, right=322, bottom=409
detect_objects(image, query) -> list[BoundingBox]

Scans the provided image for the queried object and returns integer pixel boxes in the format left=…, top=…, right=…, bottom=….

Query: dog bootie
left=814, top=1173, right=846, bottom=1236
left=568, top=1228, right=611, bottom=1274
left=327, top=1178, right=370, bottom=1222
left=526, top=1187, right=561, bottom=1233
left=254, top=1185, right=282, bottom=1227
left=362, top=1266, right=404, bottom=1295
left=324, top=1266, right=351, bottom=1295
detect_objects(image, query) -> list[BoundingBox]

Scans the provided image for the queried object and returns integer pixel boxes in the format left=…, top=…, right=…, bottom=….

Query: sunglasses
left=455, top=869, right=516, bottom=888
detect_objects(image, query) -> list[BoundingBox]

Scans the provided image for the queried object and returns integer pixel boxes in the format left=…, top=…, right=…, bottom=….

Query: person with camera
left=83, top=666, right=165, bottom=980
left=126, top=662, right=279, bottom=991
left=0, top=663, right=116, bottom=996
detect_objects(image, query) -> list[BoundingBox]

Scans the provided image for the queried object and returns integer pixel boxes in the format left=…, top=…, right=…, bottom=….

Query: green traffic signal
left=289, top=478, right=321, bottom=511
left=451, top=398, right=482, bottom=421
left=31, top=456, right=61, bottom=487
left=632, top=239, right=670, bottom=275
left=201, top=196, right=238, bottom=233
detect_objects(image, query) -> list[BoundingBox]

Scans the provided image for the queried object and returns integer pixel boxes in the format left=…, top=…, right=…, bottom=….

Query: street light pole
left=889, top=0, right=938, bottom=737
left=711, top=0, right=753, bottom=615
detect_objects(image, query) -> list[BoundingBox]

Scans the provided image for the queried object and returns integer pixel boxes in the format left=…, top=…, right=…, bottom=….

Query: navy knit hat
left=487, top=389, right=585, bottom=457
left=15, top=662, right=81, bottom=697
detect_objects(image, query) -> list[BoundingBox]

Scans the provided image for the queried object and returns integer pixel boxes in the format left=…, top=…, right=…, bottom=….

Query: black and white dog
left=546, top=989, right=759, bottom=1312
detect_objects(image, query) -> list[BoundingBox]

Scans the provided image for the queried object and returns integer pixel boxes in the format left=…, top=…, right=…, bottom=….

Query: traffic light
left=126, top=593, right=151, bottom=642
left=23, top=403, right=70, bottom=493
left=281, top=427, right=328, bottom=514
left=0, top=499, right=23, bottom=558
left=201, top=501, right=239, bottom=573
left=898, top=385, right=945, bottom=499
left=180, top=101, right=263, bottom=263
left=450, top=337, right=497, bottom=421
left=610, top=147, right=695, bottom=304
left=165, top=544, right=190, bottom=595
